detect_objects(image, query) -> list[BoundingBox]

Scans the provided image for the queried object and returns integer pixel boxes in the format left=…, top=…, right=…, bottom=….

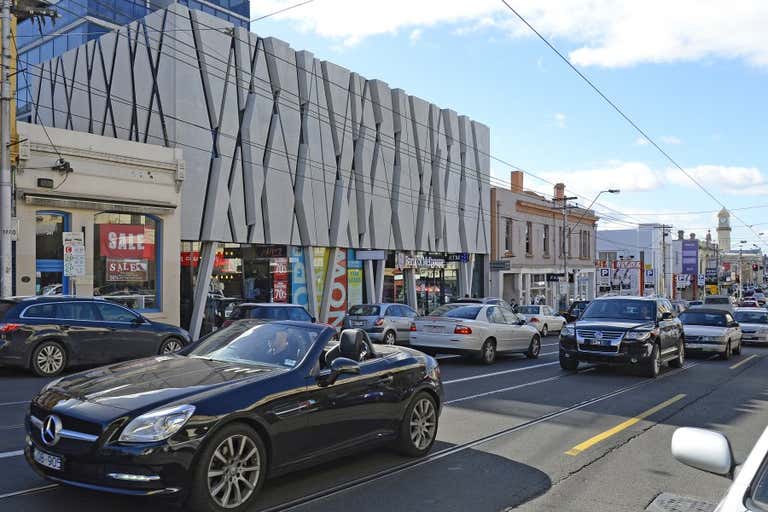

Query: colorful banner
left=313, top=248, right=329, bottom=309
left=99, top=224, right=154, bottom=260
left=682, top=239, right=699, bottom=275
left=327, top=249, right=347, bottom=328
left=347, top=250, right=363, bottom=307
left=271, top=257, right=289, bottom=303
left=180, top=251, right=226, bottom=268
left=290, top=247, right=309, bottom=308
left=106, top=258, right=148, bottom=282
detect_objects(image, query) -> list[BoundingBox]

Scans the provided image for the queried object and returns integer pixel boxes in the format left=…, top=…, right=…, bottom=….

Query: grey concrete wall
left=31, top=4, right=491, bottom=254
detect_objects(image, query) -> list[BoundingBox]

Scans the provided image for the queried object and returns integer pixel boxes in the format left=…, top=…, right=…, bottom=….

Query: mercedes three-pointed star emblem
left=41, top=415, right=62, bottom=446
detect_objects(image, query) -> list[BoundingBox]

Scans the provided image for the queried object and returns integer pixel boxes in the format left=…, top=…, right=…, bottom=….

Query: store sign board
left=99, top=224, right=154, bottom=260
left=396, top=252, right=445, bottom=269
left=445, top=253, right=470, bottom=263
left=63, top=232, right=85, bottom=277
left=489, top=260, right=511, bottom=271
left=180, top=251, right=226, bottom=268
left=348, top=268, right=363, bottom=306
left=106, top=258, right=147, bottom=282
left=327, top=249, right=347, bottom=328
left=356, top=250, right=385, bottom=261
left=290, top=247, right=308, bottom=308
left=682, top=240, right=699, bottom=275
left=272, top=257, right=289, bottom=303
left=546, top=273, right=563, bottom=282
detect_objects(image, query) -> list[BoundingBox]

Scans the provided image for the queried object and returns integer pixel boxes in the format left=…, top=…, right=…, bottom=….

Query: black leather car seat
left=339, top=329, right=365, bottom=362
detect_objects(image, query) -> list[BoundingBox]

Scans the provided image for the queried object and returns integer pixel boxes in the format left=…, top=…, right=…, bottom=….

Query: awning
left=20, top=189, right=177, bottom=216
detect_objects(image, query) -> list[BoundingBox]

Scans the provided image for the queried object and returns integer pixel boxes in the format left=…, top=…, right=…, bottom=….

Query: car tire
left=669, top=339, right=685, bottom=369
left=734, top=339, right=742, bottom=355
left=559, top=353, right=578, bottom=371
left=30, top=341, right=67, bottom=377
left=642, top=344, right=661, bottom=378
left=396, top=391, right=439, bottom=457
left=526, top=335, right=541, bottom=359
left=383, top=330, right=397, bottom=346
left=159, top=337, right=184, bottom=355
left=479, top=339, right=496, bottom=365
left=721, top=341, right=733, bottom=360
left=187, top=423, right=267, bottom=512
left=541, top=324, right=549, bottom=337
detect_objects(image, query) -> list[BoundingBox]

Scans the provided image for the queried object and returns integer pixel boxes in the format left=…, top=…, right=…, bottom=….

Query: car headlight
left=119, top=404, right=195, bottom=443
left=624, top=331, right=652, bottom=341
left=562, top=325, right=575, bottom=337
left=700, top=336, right=724, bottom=342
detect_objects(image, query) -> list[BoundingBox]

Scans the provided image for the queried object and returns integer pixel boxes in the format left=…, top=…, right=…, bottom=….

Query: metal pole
left=0, top=0, right=11, bottom=298
left=661, top=226, right=668, bottom=298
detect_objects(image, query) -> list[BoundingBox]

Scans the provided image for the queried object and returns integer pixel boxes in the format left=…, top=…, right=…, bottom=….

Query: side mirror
left=661, top=311, right=673, bottom=320
left=731, top=322, right=740, bottom=328
left=517, top=319, right=526, bottom=326
left=317, top=357, right=360, bottom=387
left=671, top=427, right=734, bottom=477
left=311, top=316, right=317, bottom=323
left=132, top=316, right=147, bottom=325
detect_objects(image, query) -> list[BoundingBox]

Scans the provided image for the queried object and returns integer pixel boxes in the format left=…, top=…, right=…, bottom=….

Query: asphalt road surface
left=1, top=337, right=766, bottom=512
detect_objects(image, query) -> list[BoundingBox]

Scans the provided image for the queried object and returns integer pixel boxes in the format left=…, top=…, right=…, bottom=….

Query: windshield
left=441, top=306, right=482, bottom=320
left=735, top=311, right=768, bottom=324
left=518, top=306, right=539, bottom=315
left=430, top=304, right=465, bottom=316
left=581, top=300, right=655, bottom=321
left=678, top=311, right=728, bottom=327
left=231, top=306, right=303, bottom=321
left=188, top=323, right=319, bottom=368
left=348, top=305, right=380, bottom=316
left=704, top=297, right=730, bottom=305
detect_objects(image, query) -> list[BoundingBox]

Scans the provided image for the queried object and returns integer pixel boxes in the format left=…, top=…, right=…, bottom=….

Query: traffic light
left=753, top=264, right=759, bottom=271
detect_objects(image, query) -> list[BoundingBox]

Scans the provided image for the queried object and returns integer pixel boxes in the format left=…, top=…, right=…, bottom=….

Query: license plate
left=33, top=448, right=63, bottom=471
left=352, top=321, right=366, bottom=327
left=426, top=325, right=443, bottom=332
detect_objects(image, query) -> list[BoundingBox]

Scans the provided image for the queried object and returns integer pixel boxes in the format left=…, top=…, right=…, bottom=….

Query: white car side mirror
left=671, top=427, right=734, bottom=477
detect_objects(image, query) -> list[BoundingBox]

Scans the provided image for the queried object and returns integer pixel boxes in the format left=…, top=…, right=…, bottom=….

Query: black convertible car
left=25, top=321, right=444, bottom=511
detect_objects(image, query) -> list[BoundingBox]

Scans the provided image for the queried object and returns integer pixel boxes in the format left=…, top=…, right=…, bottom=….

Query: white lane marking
left=445, top=368, right=595, bottom=405
left=0, top=401, right=28, bottom=407
left=443, top=356, right=559, bottom=385
left=436, top=355, right=461, bottom=360
left=0, top=450, right=23, bottom=459
left=0, top=484, right=58, bottom=500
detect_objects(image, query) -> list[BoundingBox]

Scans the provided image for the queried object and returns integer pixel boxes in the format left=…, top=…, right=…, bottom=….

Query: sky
left=249, top=0, right=768, bottom=249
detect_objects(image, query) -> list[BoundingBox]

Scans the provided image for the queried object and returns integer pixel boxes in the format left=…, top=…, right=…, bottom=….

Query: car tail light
left=530, top=317, right=540, bottom=323
left=0, top=323, right=20, bottom=334
left=454, top=325, right=472, bottom=335
left=410, top=322, right=417, bottom=332
left=374, top=318, right=385, bottom=327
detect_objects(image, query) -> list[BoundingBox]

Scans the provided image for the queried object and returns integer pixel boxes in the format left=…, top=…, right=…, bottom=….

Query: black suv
left=0, top=297, right=191, bottom=377
left=559, top=296, right=685, bottom=378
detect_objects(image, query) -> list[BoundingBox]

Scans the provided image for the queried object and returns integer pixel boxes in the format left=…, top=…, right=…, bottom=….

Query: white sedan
left=517, top=305, right=567, bottom=336
left=734, top=307, right=768, bottom=345
left=671, top=425, right=768, bottom=511
left=409, top=303, right=541, bottom=364
left=678, top=308, right=743, bottom=359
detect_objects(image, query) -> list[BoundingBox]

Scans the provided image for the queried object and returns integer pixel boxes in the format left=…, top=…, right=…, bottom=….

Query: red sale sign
left=99, top=225, right=155, bottom=260
left=272, top=258, right=289, bottom=303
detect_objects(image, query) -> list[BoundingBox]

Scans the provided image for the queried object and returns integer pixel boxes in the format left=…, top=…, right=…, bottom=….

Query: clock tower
left=717, top=208, right=731, bottom=251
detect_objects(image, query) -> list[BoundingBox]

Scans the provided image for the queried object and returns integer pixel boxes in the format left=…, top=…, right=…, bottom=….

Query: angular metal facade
left=31, top=4, right=491, bottom=254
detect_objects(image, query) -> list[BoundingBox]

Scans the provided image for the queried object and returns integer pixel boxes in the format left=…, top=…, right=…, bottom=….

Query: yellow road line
left=565, top=394, right=686, bottom=456
left=730, top=354, right=758, bottom=370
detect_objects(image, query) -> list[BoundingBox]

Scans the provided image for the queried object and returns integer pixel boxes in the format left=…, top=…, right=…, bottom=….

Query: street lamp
left=738, top=240, right=748, bottom=299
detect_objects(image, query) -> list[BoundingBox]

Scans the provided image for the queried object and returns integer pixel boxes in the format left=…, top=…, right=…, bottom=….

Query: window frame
left=525, top=221, right=533, bottom=256
left=504, top=218, right=514, bottom=254
left=543, top=224, right=550, bottom=256
left=94, top=301, right=142, bottom=323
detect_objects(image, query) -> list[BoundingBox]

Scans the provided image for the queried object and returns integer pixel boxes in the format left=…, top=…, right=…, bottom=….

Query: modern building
left=14, top=121, right=184, bottom=325
left=596, top=223, right=672, bottom=297
left=16, top=0, right=250, bottom=118
left=489, top=171, right=597, bottom=310
left=29, top=4, right=491, bottom=337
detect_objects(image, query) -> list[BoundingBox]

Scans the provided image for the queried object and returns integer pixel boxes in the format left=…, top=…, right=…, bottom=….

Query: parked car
left=409, top=304, right=541, bottom=364
left=733, top=307, right=768, bottom=345
left=559, top=296, right=685, bottom=378
left=342, top=303, right=418, bottom=345
left=678, top=308, right=742, bottom=359
left=517, top=305, right=566, bottom=336
left=41, top=284, right=62, bottom=296
left=0, top=296, right=191, bottom=377
left=671, top=300, right=688, bottom=315
left=702, top=295, right=735, bottom=313
left=563, top=300, right=590, bottom=323
left=671, top=425, right=768, bottom=512
left=24, top=323, right=443, bottom=511
left=755, top=291, right=767, bottom=306
left=222, top=303, right=315, bottom=327
left=741, top=298, right=761, bottom=308
left=687, top=300, right=704, bottom=308
left=451, top=297, right=513, bottom=308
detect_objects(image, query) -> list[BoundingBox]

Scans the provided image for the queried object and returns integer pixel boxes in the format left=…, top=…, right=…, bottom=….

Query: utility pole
left=556, top=195, right=578, bottom=310
left=0, top=0, right=11, bottom=297
left=660, top=225, right=670, bottom=298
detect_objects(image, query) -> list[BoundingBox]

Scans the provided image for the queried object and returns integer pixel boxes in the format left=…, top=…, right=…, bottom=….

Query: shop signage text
left=106, top=258, right=148, bottom=282
left=489, top=260, right=511, bottom=271
left=681, top=240, right=699, bottom=275
left=99, top=224, right=154, bottom=260
left=327, top=249, right=348, bottom=328
left=397, top=253, right=445, bottom=269
left=63, top=232, right=85, bottom=277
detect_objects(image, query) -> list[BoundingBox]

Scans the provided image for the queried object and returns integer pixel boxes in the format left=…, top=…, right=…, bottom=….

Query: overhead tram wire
left=499, top=0, right=768, bottom=249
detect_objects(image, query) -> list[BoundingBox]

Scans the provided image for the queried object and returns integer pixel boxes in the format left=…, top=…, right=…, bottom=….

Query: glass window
left=287, top=307, right=312, bottom=322
left=95, top=302, right=138, bottom=322
left=525, top=222, right=532, bottom=254
left=36, top=214, right=64, bottom=260
left=349, top=305, right=380, bottom=316
left=442, top=305, right=482, bottom=320
left=518, top=306, right=539, bottom=315
left=734, top=311, right=768, bottom=323
left=582, top=300, right=655, bottom=321
left=93, top=213, right=159, bottom=311
left=23, top=303, right=57, bottom=318
left=500, top=308, right=519, bottom=324
left=486, top=306, right=505, bottom=324
left=543, top=225, right=550, bottom=255
left=504, top=218, right=513, bottom=253
left=56, top=302, right=98, bottom=321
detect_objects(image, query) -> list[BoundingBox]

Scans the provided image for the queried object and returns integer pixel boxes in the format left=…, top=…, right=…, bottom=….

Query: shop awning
left=20, top=189, right=177, bottom=216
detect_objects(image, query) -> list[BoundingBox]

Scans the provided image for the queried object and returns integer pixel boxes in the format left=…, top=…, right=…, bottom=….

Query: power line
left=499, top=0, right=768, bottom=250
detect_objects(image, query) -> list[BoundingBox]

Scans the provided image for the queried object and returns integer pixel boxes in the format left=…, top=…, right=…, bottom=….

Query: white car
left=734, top=307, right=768, bottom=345
left=671, top=425, right=768, bottom=511
left=678, top=308, right=743, bottom=359
left=702, top=295, right=736, bottom=313
left=409, top=303, right=541, bottom=364
left=517, top=305, right=566, bottom=336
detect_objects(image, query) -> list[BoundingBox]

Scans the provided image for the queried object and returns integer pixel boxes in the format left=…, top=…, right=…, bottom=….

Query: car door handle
left=60, top=325, right=70, bottom=331
left=379, top=375, right=394, bottom=384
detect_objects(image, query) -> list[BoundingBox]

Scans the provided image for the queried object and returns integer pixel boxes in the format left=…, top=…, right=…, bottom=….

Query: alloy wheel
left=36, top=345, right=64, bottom=375
left=162, top=339, right=183, bottom=354
left=207, top=434, right=261, bottom=509
left=653, top=348, right=661, bottom=376
left=542, top=325, right=549, bottom=337
left=384, top=331, right=396, bottom=345
left=483, top=341, right=496, bottom=364
left=529, top=337, right=541, bottom=357
left=409, top=398, right=437, bottom=450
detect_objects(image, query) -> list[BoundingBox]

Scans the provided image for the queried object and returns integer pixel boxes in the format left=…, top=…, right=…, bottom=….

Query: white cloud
left=251, top=0, right=768, bottom=68
left=409, top=28, right=423, bottom=43
left=660, top=135, right=682, bottom=145
left=635, top=136, right=648, bottom=146
left=526, top=161, right=664, bottom=200
left=666, top=165, right=768, bottom=195
left=554, top=112, right=567, bottom=128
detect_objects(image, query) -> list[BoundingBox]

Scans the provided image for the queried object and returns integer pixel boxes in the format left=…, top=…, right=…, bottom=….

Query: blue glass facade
left=17, top=0, right=249, bottom=117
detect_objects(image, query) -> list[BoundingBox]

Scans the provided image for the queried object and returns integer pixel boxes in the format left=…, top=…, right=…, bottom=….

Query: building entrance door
left=35, top=212, right=70, bottom=295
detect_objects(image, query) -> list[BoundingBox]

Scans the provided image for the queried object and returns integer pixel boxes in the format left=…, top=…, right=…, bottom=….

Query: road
left=1, top=337, right=766, bottom=512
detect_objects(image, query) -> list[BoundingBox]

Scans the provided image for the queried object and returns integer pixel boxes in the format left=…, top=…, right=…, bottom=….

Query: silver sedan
left=409, top=303, right=541, bottom=364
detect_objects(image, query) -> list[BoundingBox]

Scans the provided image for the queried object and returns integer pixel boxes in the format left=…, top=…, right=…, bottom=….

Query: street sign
left=63, top=232, right=85, bottom=277
left=697, top=274, right=705, bottom=287
left=546, top=273, right=563, bottom=282
left=490, top=260, right=511, bottom=271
